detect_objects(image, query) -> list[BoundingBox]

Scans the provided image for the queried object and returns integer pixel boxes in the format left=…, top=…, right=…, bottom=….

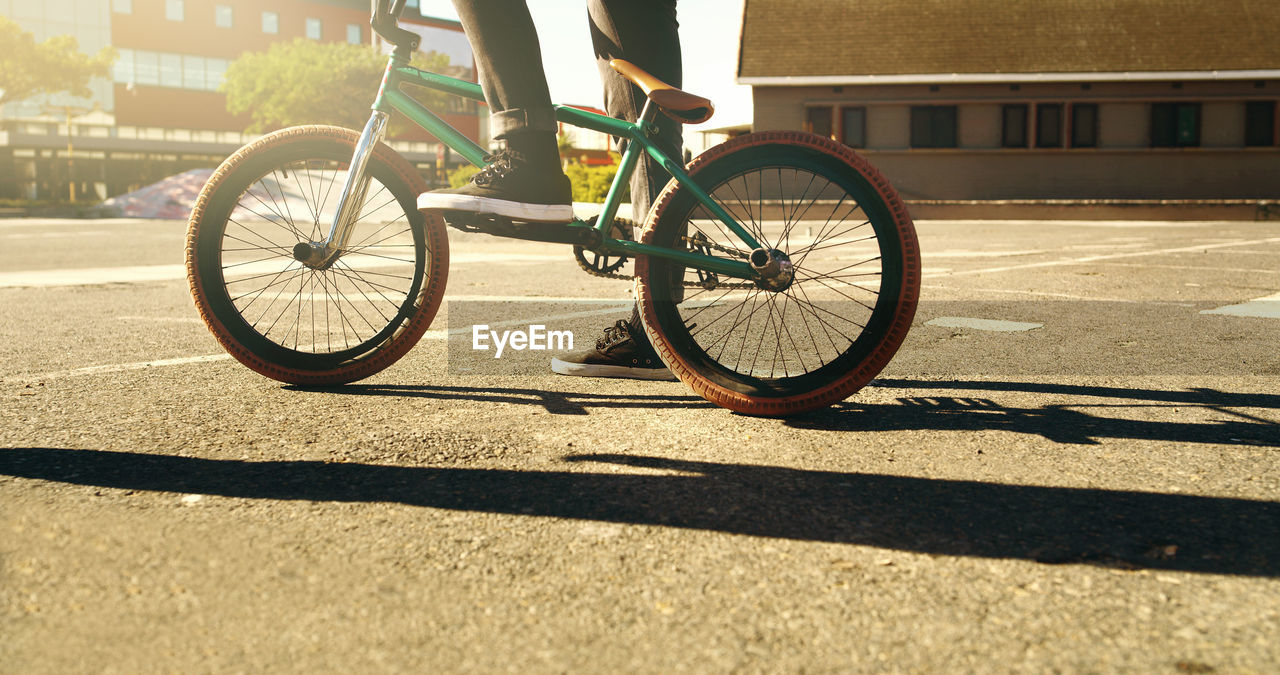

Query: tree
left=222, top=39, right=453, bottom=133
left=0, top=16, right=116, bottom=108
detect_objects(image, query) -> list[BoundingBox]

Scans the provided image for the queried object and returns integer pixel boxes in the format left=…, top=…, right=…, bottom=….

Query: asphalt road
left=2, top=215, right=1278, bottom=672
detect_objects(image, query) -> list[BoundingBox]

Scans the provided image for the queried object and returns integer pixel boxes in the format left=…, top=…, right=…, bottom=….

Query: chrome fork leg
left=319, top=110, right=390, bottom=259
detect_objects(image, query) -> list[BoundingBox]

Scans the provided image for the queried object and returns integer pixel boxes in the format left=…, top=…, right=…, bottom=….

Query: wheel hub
left=749, top=248, right=795, bottom=291
left=293, top=241, right=337, bottom=270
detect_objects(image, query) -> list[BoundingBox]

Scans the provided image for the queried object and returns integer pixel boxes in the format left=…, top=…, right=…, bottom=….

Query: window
left=841, top=107, right=865, bottom=148
left=1070, top=103, right=1098, bottom=148
left=216, top=5, right=232, bottom=28
left=112, top=48, right=135, bottom=83
left=183, top=55, right=205, bottom=89
left=160, top=53, right=182, bottom=87
left=262, top=11, right=279, bottom=34
left=1151, top=102, right=1200, bottom=147
left=165, top=0, right=183, bottom=21
left=112, top=0, right=132, bottom=13
left=909, top=106, right=957, bottom=148
left=805, top=107, right=833, bottom=140
left=1245, top=101, right=1276, bottom=146
left=347, top=24, right=362, bottom=44
left=206, top=59, right=228, bottom=91
left=1002, top=104, right=1028, bottom=147
left=134, top=51, right=159, bottom=86
left=306, top=18, right=322, bottom=40
left=1035, top=103, right=1063, bottom=148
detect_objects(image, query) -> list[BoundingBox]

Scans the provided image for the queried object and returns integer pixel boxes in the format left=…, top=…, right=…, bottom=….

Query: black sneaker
left=417, top=149, right=573, bottom=223
left=550, top=319, right=677, bottom=381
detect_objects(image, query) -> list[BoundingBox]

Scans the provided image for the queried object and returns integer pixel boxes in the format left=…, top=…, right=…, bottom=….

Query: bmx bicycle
left=185, top=0, right=921, bottom=416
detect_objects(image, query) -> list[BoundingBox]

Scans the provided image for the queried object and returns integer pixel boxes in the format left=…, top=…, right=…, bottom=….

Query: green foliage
left=0, top=16, right=116, bottom=107
left=222, top=39, right=451, bottom=133
left=564, top=160, right=628, bottom=204
left=448, top=163, right=480, bottom=188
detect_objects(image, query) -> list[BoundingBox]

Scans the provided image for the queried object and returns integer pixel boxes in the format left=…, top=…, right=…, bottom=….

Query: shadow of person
left=787, top=380, right=1280, bottom=447
left=3, top=447, right=1276, bottom=577
left=287, top=383, right=716, bottom=415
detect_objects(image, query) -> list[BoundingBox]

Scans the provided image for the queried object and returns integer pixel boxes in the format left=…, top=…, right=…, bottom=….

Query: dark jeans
left=451, top=0, right=682, bottom=222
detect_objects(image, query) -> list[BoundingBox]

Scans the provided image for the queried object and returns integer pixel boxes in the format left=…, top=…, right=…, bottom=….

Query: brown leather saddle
left=609, top=59, right=715, bottom=124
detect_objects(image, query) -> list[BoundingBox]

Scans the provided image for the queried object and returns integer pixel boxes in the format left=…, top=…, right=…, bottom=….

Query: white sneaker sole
left=418, top=192, right=573, bottom=223
left=550, top=357, right=678, bottom=381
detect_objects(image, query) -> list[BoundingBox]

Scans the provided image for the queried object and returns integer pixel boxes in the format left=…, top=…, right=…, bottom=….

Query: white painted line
left=4, top=353, right=233, bottom=384
left=0, top=252, right=567, bottom=288
left=925, top=249, right=1046, bottom=258
left=6, top=299, right=635, bottom=383
left=925, top=237, right=1280, bottom=279
left=1200, top=292, right=1280, bottom=319
left=925, top=317, right=1043, bottom=332
left=918, top=284, right=1196, bottom=306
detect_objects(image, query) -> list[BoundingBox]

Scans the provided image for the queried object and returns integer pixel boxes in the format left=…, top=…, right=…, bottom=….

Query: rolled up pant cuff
left=490, top=107, right=559, bottom=139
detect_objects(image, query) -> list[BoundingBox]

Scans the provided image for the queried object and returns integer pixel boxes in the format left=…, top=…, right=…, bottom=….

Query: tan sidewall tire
left=634, top=131, right=920, bottom=417
left=185, top=125, right=449, bottom=386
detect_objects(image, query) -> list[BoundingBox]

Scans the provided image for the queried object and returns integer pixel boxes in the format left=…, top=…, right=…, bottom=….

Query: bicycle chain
left=574, top=220, right=755, bottom=289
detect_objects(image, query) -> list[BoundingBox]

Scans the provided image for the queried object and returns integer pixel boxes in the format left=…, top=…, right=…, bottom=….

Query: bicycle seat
left=609, top=59, right=715, bottom=124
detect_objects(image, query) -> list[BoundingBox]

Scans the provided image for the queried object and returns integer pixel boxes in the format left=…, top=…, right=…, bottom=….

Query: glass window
left=805, top=107, right=833, bottom=140
left=306, top=18, right=322, bottom=40
left=160, top=53, right=182, bottom=87
left=165, top=0, right=183, bottom=21
left=112, top=0, right=132, bottom=13
left=216, top=5, right=232, bottom=29
left=1070, top=103, right=1098, bottom=148
left=1245, top=101, right=1276, bottom=147
left=1035, top=103, right=1063, bottom=148
left=347, top=23, right=362, bottom=44
left=1151, top=102, right=1200, bottom=147
left=909, top=106, right=957, bottom=148
left=262, top=11, right=279, bottom=34
left=183, top=55, right=205, bottom=89
left=112, top=48, right=135, bottom=83
left=1002, top=104, right=1028, bottom=147
left=841, top=107, right=865, bottom=147
left=134, top=51, right=159, bottom=86
left=205, top=59, right=228, bottom=91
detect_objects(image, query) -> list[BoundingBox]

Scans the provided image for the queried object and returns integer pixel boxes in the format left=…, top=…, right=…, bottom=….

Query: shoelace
left=472, top=149, right=522, bottom=187
left=596, top=319, right=633, bottom=350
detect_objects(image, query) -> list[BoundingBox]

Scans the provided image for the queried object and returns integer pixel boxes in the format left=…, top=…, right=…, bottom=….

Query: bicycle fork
left=292, top=110, right=390, bottom=269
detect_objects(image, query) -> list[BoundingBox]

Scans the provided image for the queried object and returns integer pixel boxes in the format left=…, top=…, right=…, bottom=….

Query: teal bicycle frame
left=323, top=54, right=763, bottom=281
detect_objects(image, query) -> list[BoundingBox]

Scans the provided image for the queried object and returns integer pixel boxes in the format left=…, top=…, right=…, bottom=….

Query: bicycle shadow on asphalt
left=287, top=383, right=718, bottom=415
left=2, top=447, right=1277, bottom=578
left=788, top=379, right=1280, bottom=447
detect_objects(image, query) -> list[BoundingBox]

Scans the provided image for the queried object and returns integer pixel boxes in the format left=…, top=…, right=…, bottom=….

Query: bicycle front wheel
left=635, top=131, right=920, bottom=416
left=186, top=125, right=449, bottom=385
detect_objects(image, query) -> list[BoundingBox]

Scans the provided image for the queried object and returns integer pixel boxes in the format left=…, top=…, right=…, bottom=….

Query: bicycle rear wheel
left=635, top=131, right=920, bottom=416
left=186, top=125, right=448, bottom=385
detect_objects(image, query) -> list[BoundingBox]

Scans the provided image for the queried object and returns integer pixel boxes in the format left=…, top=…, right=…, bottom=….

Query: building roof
left=738, top=0, right=1280, bottom=83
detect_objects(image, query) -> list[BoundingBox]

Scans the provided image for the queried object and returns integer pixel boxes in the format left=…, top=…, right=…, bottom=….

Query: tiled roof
left=738, top=0, right=1280, bottom=79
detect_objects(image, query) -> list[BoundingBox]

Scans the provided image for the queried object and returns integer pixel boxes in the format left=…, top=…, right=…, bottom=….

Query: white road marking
left=925, top=237, right=1280, bottom=279
left=0, top=252, right=565, bottom=288
left=1200, top=292, right=1280, bottom=319
left=917, top=284, right=1194, bottom=305
left=925, top=317, right=1043, bottom=332
left=8, top=297, right=634, bottom=383
left=925, top=249, right=1046, bottom=258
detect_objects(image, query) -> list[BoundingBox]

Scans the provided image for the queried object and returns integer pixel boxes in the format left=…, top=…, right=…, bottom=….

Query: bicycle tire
left=634, top=131, right=919, bottom=416
left=186, top=125, right=448, bottom=385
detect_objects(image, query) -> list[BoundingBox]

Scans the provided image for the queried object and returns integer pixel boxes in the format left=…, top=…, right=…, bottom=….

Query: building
left=738, top=0, right=1280, bottom=202
left=0, top=0, right=480, bottom=201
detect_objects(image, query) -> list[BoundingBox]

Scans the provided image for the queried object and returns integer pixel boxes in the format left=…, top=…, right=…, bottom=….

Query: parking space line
left=925, top=236, right=1280, bottom=278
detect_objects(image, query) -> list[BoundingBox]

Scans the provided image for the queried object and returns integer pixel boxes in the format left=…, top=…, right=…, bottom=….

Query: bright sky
left=416, top=0, right=752, bottom=132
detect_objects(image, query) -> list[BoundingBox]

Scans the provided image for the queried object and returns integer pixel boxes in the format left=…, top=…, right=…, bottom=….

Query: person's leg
left=551, top=0, right=682, bottom=380
left=418, top=0, right=572, bottom=222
